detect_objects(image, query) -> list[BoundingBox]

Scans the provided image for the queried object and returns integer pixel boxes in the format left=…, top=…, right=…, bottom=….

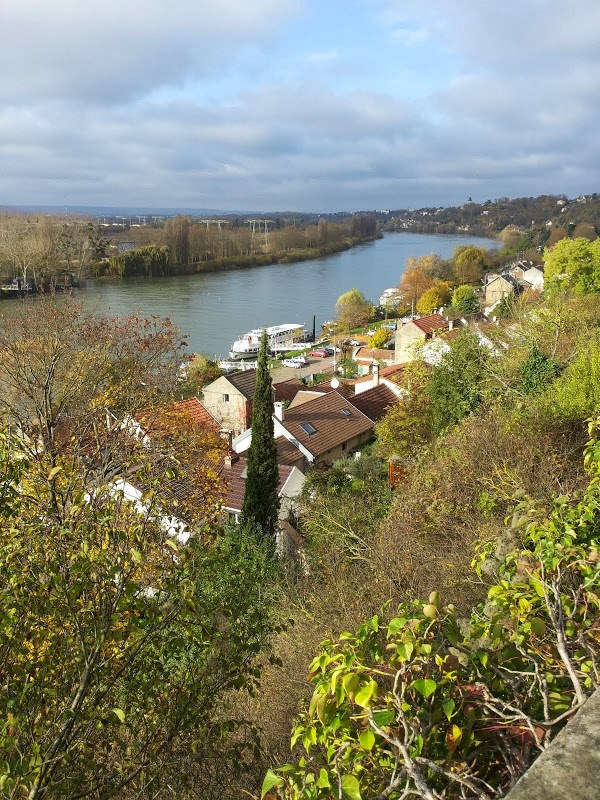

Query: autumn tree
left=241, top=329, right=280, bottom=540
left=404, top=253, right=450, bottom=280
left=0, top=426, right=277, bottom=799
left=452, top=244, right=490, bottom=284
left=335, top=288, right=371, bottom=330
left=398, top=266, right=434, bottom=310
left=0, top=301, right=186, bottom=468
left=415, top=280, right=451, bottom=315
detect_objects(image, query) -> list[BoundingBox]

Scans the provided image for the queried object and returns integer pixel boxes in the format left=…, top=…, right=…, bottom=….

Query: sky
left=1, top=0, right=599, bottom=212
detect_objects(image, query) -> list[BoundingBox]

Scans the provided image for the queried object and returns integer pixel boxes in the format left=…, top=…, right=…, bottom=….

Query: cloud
left=1, top=0, right=599, bottom=210
left=0, top=0, right=300, bottom=105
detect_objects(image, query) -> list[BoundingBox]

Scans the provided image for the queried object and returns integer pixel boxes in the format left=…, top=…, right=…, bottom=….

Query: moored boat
left=229, top=323, right=305, bottom=359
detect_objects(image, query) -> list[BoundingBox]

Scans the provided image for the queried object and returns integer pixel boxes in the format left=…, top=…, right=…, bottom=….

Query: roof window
left=300, top=421, right=317, bottom=436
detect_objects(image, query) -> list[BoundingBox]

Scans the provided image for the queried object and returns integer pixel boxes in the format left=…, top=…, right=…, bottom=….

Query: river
left=2, top=232, right=497, bottom=359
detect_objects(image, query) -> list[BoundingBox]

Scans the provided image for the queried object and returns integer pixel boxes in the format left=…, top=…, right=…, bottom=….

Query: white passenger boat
left=229, top=323, right=305, bottom=359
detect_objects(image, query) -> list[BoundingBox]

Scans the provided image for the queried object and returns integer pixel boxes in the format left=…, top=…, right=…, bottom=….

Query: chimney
left=224, top=452, right=239, bottom=469
left=274, top=401, right=285, bottom=422
left=448, top=319, right=454, bottom=331
left=372, top=363, right=380, bottom=386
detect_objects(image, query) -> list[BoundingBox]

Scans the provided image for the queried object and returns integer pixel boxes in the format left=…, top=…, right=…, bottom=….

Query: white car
left=282, top=356, right=306, bottom=368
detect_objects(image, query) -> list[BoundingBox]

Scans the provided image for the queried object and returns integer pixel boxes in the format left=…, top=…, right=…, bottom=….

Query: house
left=484, top=274, right=531, bottom=311
left=352, top=346, right=396, bottom=376
left=394, top=313, right=449, bottom=364
left=354, top=363, right=407, bottom=397
left=233, top=390, right=374, bottom=470
left=135, top=396, right=222, bottom=440
left=202, top=370, right=313, bottom=437
left=379, top=287, right=402, bottom=308
left=346, top=383, right=397, bottom=423
left=221, top=452, right=305, bottom=527
left=201, top=370, right=258, bottom=436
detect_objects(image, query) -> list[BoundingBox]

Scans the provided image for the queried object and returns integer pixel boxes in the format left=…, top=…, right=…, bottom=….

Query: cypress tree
left=240, top=329, right=280, bottom=540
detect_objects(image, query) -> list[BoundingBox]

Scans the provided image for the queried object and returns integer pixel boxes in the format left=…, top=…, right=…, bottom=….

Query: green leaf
left=442, top=698, right=455, bottom=721
left=317, top=769, right=332, bottom=789
left=411, top=679, right=437, bottom=698
left=130, top=547, right=142, bottom=564
left=372, top=709, right=395, bottom=727
left=261, top=769, right=283, bottom=798
left=112, top=708, right=125, bottom=723
left=359, top=729, right=375, bottom=751
left=387, top=616, right=407, bottom=634
left=354, top=679, right=377, bottom=708
left=342, top=773, right=362, bottom=800
left=530, top=617, right=547, bottom=636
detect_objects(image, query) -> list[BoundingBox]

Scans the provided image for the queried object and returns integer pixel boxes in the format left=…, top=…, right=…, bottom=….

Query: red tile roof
left=348, top=384, right=397, bottom=422
left=273, top=377, right=305, bottom=403
left=410, top=314, right=448, bottom=335
left=138, top=397, right=221, bottom=435
left=354, top=363, right=407, bottom=384
left=353, top=347, right=395, bottom=362
left=222, top=455, right=295, bottom=513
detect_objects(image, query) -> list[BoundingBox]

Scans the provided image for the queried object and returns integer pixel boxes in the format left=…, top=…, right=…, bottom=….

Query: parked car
left=349, top=339, right=361, bottom=346
left=282, top=357, right=304, bottom=368
left=308, top=348, right=328, bottom=358
left=323, top=346, right=340, bottom=355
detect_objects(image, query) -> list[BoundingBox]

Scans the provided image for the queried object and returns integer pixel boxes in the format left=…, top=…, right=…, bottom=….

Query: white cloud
left=1, top=0, right=599, bottom=210
left=0, top=0, right=300, bottom=105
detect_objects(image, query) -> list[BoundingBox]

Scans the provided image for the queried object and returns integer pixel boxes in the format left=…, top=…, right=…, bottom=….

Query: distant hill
left=372, top=193, right=600, bottom=237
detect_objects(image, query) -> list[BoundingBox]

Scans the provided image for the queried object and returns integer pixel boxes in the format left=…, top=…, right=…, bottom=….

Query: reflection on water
left=0, top=232, right=497, bottom=359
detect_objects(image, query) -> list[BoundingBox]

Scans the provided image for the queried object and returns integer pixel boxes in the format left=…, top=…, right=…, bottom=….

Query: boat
left=229, top=323, right=305, bottom=360
left=1, top=277, right=37, bottom=298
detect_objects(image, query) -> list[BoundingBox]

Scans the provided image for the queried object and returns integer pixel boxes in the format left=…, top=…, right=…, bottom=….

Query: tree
left=368, top=327, right=392, bottom=349
left=427, top=330, right=487, bottom=435
left=544, top=237, right=600, bottom=294
left=415, top=281, right=451, bottom=315
left=335, top=288, right=371, bottom=330
left=374, top=362, right=432, bottom=460
left=452, top=245, right=490, bottom=284
left=398, top=266, right=434, bottom=310
left=241, top=328, right=280, bottom=540
left=0, top=302, right=186, bottom=468
left=0, top=428, right=277, bottom=799
left=0, top=304, right=278, bottom=798
left=265, top=422, right=600, bottom=800
left=450, top=284, right=480, bottom=315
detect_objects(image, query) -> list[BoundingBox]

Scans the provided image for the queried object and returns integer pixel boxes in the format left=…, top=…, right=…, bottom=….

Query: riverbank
left=104, top=232, right=382, bottom=279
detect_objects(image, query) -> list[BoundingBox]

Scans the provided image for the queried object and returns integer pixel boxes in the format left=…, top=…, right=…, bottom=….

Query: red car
left=308, top=348, right=328, bottom=358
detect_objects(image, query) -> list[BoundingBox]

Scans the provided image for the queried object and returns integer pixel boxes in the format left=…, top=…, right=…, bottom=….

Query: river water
left=2, top=232, right=497, bottom=359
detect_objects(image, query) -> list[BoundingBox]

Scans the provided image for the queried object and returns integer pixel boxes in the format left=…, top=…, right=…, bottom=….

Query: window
left=223, top=393, right=230, bottom=403
left=300, top=421, right=317, bottom=436
left=341, top=408, right=352, bottom=417
left=341, top=442, right=347, bottom=451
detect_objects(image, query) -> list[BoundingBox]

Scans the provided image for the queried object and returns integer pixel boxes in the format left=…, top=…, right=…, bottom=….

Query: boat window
left=300, top=422, right=317, bottom=436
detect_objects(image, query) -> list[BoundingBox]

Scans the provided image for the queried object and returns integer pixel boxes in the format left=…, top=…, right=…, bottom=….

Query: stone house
left=201, top=369, right=258, bottom=437
left=394, top=313, right=449, bottom=364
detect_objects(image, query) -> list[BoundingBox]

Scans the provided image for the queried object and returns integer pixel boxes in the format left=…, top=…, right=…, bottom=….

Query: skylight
left=300, top=421, right=317, bottom=436
left=341, top=408, right=352, bottom=417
